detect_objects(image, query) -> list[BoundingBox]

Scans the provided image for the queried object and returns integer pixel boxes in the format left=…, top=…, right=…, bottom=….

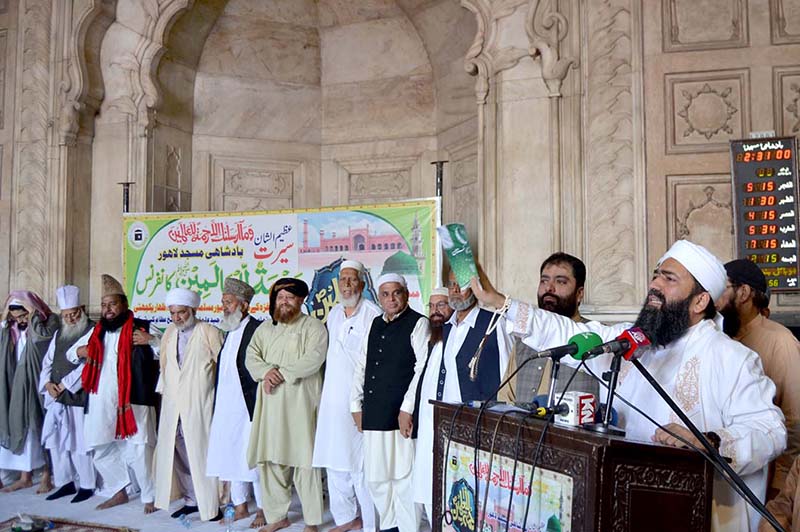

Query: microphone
left=530, top=332, right=603, bottom=360
left=535, top=402, right=569, bottom=417
left=580, top=327, right=651, bottom=361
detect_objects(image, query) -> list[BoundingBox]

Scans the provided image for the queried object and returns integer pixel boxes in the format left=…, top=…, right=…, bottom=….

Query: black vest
left=213, top=316, right=262, bottom=420
left=438, top=308, right=501, bottom=403
left=362, top=307, right=425, bottom=431
left=129, top=317, right=160, bottom=406
left=86, top=317, right=159, bottom=409
left=49, top=320, right=95, bottom=407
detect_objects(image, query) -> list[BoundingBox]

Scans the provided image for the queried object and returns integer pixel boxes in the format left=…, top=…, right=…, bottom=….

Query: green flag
left=438, top=223, right=477, bottom=289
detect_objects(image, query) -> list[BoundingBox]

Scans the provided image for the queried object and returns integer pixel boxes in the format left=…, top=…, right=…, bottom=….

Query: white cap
left=430, top=287, right=449, bottom=298
left=658, top=240, right=727, bottom=302
left=56, top=285, right=81, bottom=310
left=377, top=273, right=407, bottom=288
left=165, top=287, right=201, bottom=308
left=340, top=260, right=365, bottom=273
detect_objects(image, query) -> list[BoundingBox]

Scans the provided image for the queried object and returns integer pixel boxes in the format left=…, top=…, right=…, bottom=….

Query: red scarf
left=81, top=311, right=138, bottom=439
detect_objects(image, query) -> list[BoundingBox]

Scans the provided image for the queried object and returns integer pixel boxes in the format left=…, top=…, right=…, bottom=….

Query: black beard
left=633, top=290, right=691, bottom=347
left=537, top=292, right=578, bottom=318
left=101, top=311, right=130, bottom=332
left=719, top=302, right=741, bottom=337
left=16, top=322, right=28, bottom=331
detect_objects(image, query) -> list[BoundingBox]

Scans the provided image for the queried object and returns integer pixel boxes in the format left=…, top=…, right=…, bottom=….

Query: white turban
left=658, top=240, right=727, bottom=301
left=430, top=287, right=449, bottom=298
left=165, top=287, right=201, bottom=309
left=56, top=285, right=80, bottom=310
left=340, top=260, right=365, bottom=273
left=377, top=273, right=407, bottom=288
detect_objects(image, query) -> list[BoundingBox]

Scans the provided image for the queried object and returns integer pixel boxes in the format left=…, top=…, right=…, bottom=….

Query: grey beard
left=449, top=292, right=476, bottom=312
left=174, top=313, right=196, bottom=332
left=218, top=308, right=243, bottom=332
left=60, top=312, right=89, bottom=343
left=341, top=294, right=360, bottom=308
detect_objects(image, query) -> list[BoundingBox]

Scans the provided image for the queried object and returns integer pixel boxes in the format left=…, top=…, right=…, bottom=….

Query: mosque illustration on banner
left=299, top=211, right=427, bottom=318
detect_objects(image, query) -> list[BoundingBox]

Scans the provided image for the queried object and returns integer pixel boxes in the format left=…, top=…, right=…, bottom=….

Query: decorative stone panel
left=209, top=153, right=303, bottom=212
left=665, top=69, right=750, bottom=154
left=662, top=0, right=749, bottom=52
left=774, top=65, right=800, bottom=136
left=334, top=155, right=417, bottom=204
left=666, top=174, right=734, bottom=261
left=770, top=0, right=800, bottom=45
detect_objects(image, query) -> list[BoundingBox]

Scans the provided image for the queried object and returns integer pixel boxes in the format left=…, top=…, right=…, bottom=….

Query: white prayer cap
left=8, top=298, right=24, bottom=307
left=430, top=287, right=449, bottom=298
left=658, top=240, right=727, bottom=301
left=165, top=287, right=201, bottom=309
left=377, top=273, right=407, bottom=288
left=56, top=285, right=81, bottom=310
left=340, top=260, right=365, bottom=273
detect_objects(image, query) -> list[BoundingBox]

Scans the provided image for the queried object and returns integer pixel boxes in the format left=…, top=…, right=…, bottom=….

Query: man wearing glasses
left=413, top=269, right=512, bottom=524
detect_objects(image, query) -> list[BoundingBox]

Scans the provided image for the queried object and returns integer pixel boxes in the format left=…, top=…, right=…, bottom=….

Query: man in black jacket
left=207, top=276, right=265, bottom=528
left=351, top=273, right=429, bottom=532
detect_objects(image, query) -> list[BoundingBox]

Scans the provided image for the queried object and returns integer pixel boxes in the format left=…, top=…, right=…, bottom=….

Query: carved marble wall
left=5, top=0, right=800, bottom=323
left=643, top=0, right=800, bottom=319
left=0, top=3, right=12, bottom=299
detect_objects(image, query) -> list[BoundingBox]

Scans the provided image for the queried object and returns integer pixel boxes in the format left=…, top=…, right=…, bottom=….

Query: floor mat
left=0, top=516, right=138, bottom=532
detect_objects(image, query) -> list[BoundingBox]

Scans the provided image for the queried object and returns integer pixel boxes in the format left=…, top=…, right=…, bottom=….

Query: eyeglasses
left=428, top=301, right=450, bottom=311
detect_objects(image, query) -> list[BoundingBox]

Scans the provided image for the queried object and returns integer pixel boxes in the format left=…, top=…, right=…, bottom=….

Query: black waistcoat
left=129, top=317, right=160, bottom=406
left=213, top=316, right=262, bottom=420
left=440, top=308, right=501, bottom=403
left=86, top=317, right=160, bottom=409
left=362, top=307, right=425, bottom=431
left=50, top=320, right=95, bottom=407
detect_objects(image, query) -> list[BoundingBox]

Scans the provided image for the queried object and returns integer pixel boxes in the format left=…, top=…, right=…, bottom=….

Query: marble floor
left=0, top=486, right=333, bottom=532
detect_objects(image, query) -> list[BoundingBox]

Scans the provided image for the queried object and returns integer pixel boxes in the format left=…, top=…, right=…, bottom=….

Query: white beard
left=60, top=312, right=89, bottom=343
left=218, top=308, right=243, bottom=332
left=449, top=293, right=476, bottom=312
left=175, top=313, right=196, bottom=332
left=341, top=294, right=360, bottom=308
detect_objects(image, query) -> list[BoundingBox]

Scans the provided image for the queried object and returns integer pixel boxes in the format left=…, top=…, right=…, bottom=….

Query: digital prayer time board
left=731, top=136, right=799, bottom=291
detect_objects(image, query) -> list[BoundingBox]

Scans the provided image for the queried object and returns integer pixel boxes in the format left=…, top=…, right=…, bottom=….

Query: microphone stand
left=585, top=352, right=625, bottom=436
left=545, top=358, right=561, bottom=409
left=631, top=358, right=787, bottom=532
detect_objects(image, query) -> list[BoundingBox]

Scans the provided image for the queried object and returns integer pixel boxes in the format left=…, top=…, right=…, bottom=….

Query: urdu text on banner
left=123, top=199, right=440, bottom=328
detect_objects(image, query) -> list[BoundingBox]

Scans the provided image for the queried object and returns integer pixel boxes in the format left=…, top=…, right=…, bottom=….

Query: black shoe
left=70, top=488, right=94, bottom=503
left=171, top=505, right=199, bottom=518
left=209, top=510, right=224, bottom=522
left=46, top=482, right=76, bottom=500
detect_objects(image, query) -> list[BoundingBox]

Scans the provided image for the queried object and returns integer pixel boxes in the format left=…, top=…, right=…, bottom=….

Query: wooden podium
left=432, top=402, right=713, bottom=532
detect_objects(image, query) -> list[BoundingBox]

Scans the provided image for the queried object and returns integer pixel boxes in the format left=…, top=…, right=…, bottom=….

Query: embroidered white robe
left=507, top=300, right=786, bottom=532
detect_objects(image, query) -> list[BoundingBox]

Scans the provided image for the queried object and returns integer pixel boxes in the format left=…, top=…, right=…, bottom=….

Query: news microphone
left=579, top=327, right=651, bottom=361
left=535, top=403, right=569, bottom=417
left=531, top=331, right=603, bottom=360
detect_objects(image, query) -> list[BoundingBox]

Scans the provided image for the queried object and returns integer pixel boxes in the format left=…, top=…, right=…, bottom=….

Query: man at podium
left=471, top=239, right=786, bottom=532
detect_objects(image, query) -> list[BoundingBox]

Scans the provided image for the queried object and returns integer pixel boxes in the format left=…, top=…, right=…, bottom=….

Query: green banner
left=123, top=199, right=440, bottom=328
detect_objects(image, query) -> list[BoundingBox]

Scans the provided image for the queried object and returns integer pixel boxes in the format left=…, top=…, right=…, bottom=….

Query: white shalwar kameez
left=206, top=316, right=262, bottom=508
left=0, top=330, right=45, bottom=474
left=413, top=307, right=512, bottom=521
left=313, top=299, right=381, bottom=532
left=351, top=312, right=429, bottom=532
left=66, top=325, right=159, bottom=502
left=38, top=331, right=95, bottom=490
left=506, top=300, right=786, bottom=532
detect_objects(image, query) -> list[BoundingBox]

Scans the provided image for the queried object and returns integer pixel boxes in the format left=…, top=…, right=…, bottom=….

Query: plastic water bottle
left=178, top=514, right=192, bottom=529
left=223, top=502, right=235, bottom=532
